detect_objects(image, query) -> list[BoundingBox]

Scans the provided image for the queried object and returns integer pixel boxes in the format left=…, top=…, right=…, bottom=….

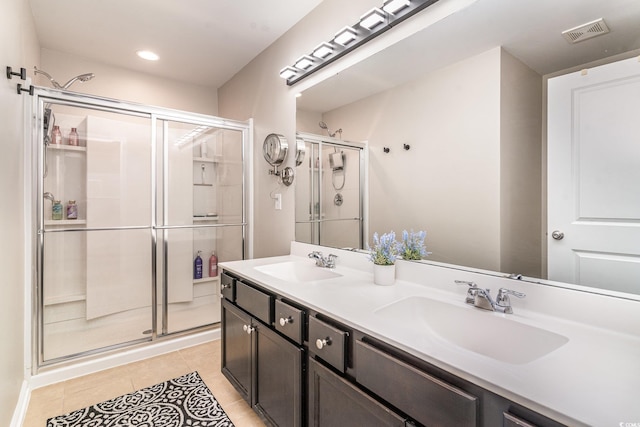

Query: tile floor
left=23, top=340, right=265, bottom=426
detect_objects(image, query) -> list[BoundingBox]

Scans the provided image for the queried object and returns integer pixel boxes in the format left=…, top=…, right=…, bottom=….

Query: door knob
left=551, top=230, right=564, bottom=240
left=242, top=324, right=254, bottom=334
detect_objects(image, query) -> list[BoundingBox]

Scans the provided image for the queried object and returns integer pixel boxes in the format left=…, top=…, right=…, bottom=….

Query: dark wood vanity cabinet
left=308, top=357, right=407, bottom=427
left=221, top=279, right=303, bottom=427
left=220, top=270, right=565, bottom=427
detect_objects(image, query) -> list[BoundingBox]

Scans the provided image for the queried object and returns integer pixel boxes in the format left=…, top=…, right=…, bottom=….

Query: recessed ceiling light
left=137, top=50, right=159, bottom=61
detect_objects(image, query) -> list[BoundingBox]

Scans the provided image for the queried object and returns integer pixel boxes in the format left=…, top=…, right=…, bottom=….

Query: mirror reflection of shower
left=318, top=121, right=342, bottom=138
left=33, top=66, right=95, bottom=90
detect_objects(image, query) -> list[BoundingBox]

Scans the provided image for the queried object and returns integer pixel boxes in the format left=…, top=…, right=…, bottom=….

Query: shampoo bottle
left=194, top=251, right=203, bottom=279
left=209, top=252, right=218, bottom=277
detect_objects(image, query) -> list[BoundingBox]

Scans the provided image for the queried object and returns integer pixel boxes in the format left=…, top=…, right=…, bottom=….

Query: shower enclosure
left=31, top=88, right=251, bottom=368
left=295, top=132, right=365, bottom=249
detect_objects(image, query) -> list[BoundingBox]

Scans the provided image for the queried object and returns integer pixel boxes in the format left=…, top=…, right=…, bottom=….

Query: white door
left=547, top=56, right=640, bottom=295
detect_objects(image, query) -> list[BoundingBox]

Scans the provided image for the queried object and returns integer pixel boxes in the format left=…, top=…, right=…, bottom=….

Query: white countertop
left=220, top=242, right=640, bottom=427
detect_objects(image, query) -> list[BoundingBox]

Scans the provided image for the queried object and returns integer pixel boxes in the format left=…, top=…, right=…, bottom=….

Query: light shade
left=279, top=66, right=298, bottom=80
left=334, top=26, right=358, bottom=46
left=294, top=55, right=315, bottom=70
left=359, top=8, right=386, bottom=30
left=382, top=0, right=411, bottom=14
left=312, top=42, right=334, bottom=59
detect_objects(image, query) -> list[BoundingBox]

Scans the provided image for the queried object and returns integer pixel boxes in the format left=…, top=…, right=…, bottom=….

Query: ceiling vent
left=562, top=18, right=610, bottom=44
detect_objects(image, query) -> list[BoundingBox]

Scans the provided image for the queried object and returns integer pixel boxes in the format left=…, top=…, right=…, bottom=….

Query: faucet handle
left=455, top=280, right=479, bottom=304
left=454, top=280, right=478, bottom=288
left=496, top=288, right=526, bottom=314
left=497, top=288, right=526, bottom=300
left=327, top=254, right=338, bottom=268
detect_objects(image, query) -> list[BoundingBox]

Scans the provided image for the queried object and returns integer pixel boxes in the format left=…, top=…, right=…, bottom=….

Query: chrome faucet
left=455, top=280, right=525, bottom=314
left=308, top=251, right=338, bottom=268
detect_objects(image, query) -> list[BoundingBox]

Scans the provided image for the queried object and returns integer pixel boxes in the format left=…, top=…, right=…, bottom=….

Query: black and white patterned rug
left=47, top=371, right=234, bottom=426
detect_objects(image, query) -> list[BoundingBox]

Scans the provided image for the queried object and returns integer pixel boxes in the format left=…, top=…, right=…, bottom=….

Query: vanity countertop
left=220, top=242, right=640, bottom=427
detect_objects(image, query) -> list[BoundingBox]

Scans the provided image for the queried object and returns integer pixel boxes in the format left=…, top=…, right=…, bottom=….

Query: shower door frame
left=30, top=88, right=253, bottom=370
left=295, top=132, right=368, bottom=249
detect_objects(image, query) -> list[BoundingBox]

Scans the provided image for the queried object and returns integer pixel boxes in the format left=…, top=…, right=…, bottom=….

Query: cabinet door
left=308, top=357, right=406, bottom=427
left=255, top=324, right=303, bottom=427
left=221, top=299, right=253, bottom=404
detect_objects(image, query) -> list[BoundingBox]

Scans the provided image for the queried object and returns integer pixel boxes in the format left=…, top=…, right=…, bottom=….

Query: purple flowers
left=368, top=231, right=401, bottom=265
left=400, top=230, right=429, bottom=260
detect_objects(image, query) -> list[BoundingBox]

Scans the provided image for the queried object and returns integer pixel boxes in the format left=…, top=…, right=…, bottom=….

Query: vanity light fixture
left=382, top=0, right=411, bottom=14
left=360, top=8, right=387, bottom=30
left=294, top=55, right=316, bottom=70
left=280, top=0, right=440, bottom=86
left=312, top=42, right=334, bottom=59
left=334, top=26, right=358, bottom=46
left=136, top=50, right=159, bottom=61
left=279, top=66, right=298, bottom=80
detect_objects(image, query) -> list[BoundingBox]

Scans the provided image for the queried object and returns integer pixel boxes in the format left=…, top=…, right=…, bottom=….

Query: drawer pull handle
left=279, top=316, right=293, bottom=326
left=316, top=337, right=331, bottom=349
left=242, top=324, right=254, bottom=334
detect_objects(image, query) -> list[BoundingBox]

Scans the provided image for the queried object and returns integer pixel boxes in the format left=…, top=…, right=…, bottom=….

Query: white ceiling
left=28, top=0, right=323, bottom=88
left=297, top=0, right=640, bottom=112
left=28, top=0, right=640, bottom=111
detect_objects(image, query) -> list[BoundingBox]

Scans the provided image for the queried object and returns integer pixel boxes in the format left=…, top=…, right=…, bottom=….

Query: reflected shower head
left=318, top=121, right=341, bottom=138
left=33, top=66, right=95, bottom=90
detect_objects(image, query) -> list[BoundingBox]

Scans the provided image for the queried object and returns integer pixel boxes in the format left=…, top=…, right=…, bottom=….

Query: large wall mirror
left=296, top=0, right=640, bottom=300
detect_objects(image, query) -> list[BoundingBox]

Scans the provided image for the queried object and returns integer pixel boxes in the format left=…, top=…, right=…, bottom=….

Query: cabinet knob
left=242, top=324, right=254, bottom=335
left=221, top=283, right=230, bottom=289
left=279, top=316, right=293, bottom=326
left=316, top=337, right=331, bottom=350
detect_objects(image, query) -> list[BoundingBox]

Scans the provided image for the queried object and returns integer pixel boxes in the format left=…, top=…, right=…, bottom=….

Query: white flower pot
left=373, top=264, right=395, bottom=286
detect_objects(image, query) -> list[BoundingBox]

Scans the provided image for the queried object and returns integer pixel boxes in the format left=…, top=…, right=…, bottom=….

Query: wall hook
left=6, top=66, right=26, bottom=80
left=383, top=147, right=390, bottom=153
left=16, top=83, right=34, bottom=96
left=403, top=143, right=410, bottom=151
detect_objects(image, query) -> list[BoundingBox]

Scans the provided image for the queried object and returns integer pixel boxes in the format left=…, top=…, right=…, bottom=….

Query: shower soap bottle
left=66, top=200, right=78, bottom=219
left=52, top=200, right=63, bottom=220
left=68, top=128, right=79, bottom=146
left=209, top=252, right=218, bottom=277
left=194, top=251, right=203, bottom=279
left=52, top=126, right=62, bottom=145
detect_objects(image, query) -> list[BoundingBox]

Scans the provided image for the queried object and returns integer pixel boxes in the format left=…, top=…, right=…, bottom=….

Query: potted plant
left=400, top=230, right=429, bottom=260
left=368, top=231, right=401, bottom=285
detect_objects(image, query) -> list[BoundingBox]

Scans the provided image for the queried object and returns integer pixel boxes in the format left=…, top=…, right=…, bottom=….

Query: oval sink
left=375, top=296, right=568, bottom=365
left=255, top=261, right=342, bottom=282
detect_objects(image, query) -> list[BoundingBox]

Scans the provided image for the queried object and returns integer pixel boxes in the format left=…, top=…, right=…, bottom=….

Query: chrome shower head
left=61, top=73, right=95, bottom=89
left=318, top=121, right=341, bottom=138
left=33, top=66, right=95, bottom=90
left=34, top=66, right=62, bottom=89
left=43, top=192, right=55, bottom=202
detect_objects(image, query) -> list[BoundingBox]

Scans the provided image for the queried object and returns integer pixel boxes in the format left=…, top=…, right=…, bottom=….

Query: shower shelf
left=45, top=219, right=87, bottom=226
left=193, top=156, right=221, bottom=163
left=48, top=145, right=86, bottom=152
left=44, top=294, right=86, bottom=306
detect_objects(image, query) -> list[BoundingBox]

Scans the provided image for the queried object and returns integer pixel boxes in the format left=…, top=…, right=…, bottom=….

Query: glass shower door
left=295, top=136, right=364, bottom=249
left=160, top=120, right=246, bottom=334
left=39, top=100, right=154, bottom=362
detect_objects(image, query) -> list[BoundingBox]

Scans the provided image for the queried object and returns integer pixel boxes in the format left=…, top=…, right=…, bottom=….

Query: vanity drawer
left=503, top=412, right=540, bottom=427
left=275, top=300, right=304, bottom=345
left=220, top=273, right=236, bottom=302
left=235, top=281, right=273, bottom=324
left=355, top=340, right=478, bottom=427
left=308, top=316, right=348, bottom=372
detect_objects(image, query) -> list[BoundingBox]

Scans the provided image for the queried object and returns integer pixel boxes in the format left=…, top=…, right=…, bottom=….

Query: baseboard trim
left=10, top=380, right=30, bottom=427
